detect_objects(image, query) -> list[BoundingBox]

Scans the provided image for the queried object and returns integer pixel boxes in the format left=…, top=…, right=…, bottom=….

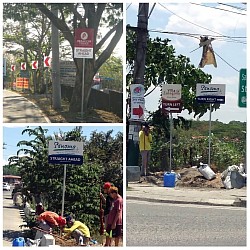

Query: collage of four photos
left=2, top=2, right=247, bottom=248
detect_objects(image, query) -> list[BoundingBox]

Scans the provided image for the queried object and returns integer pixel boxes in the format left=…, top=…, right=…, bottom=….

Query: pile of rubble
left=146, top=163, right=246, bottom=189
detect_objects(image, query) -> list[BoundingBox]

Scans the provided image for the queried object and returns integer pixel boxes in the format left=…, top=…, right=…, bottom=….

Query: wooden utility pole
left=127, top=3, right=149, bottom=168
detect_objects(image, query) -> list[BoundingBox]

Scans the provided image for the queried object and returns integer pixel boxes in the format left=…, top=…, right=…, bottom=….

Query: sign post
left=196, top=83, right=226, bottom=167
left=48, top=140, right=83, bottom=216
left=162, top=84, right=182, bottom=171
left=74, top=28, right=94, bottom=118
left=238, top=68, right=247, bottom=108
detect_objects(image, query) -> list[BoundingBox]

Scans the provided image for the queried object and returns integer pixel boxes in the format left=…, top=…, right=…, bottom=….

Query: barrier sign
left=48, top=141, right=83, bottom=165
left=196, top=83, right=226, bottom=104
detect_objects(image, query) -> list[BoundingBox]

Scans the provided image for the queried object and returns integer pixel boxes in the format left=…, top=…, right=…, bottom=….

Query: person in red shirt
left=37, top=211, right=66, bottom=232
left=106, top=187, right=123, bottom=247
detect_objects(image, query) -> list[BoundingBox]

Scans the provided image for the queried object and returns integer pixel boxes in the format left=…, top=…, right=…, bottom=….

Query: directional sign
left=162, top=84, right=182, bottom=113
left=74, top=28, right=94, bottom=59
left=238, top=68, right=247, bottom=108
left=196, top=84, right=226, bottom=104
left=48, top=140, right=83, bottom=165
left=21, top=62, right=26, bottom=70
left=32, top=61, right=38, bottom=70
left=130, top=84, right=145, bottom=121
left=11, top=65, right=16, bottom=72
left=44, top=56, right=51, bottom=67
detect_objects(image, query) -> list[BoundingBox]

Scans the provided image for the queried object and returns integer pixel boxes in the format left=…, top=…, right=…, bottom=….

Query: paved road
left=126, top=200, right=246, bottom=246
left=3, top=90, right=50, bottom=123
left=3, top=189, right=25, bottom=246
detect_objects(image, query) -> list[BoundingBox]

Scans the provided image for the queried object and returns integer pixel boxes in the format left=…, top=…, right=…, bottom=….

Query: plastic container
left=198, top=164, right=216, bottom=180
left=164, top=172, right=176, bottom=187
left=12, top=237, right=25, bottom=247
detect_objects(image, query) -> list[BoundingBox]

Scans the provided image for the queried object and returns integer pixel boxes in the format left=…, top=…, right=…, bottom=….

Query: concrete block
left=127, top=166, right=140, bottom=182
left=40, top=234, right=55, bottom=246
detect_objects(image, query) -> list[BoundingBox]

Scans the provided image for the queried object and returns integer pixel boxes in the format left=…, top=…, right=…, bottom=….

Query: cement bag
left=198, top=164, right=216, bottom=180
left=230, top=171, right=246, bottom=189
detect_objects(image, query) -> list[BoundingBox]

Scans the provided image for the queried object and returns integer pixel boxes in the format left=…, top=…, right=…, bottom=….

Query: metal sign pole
left=208, top=104, right=212, bottom=167
left=81, top=58, right=85, bottom=118
left=169, top=113, right=173, bottom=172
left=61, top=164, right=67, bottom=217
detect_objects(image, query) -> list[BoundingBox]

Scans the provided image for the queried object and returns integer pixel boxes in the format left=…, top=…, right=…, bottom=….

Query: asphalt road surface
left=126, top=200, right=246, bottom=247
left=3, top=90, right=50, bottom=123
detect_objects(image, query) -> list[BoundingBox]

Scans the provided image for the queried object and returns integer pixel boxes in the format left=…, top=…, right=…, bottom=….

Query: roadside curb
left=126, top=196, right=246, bottom=208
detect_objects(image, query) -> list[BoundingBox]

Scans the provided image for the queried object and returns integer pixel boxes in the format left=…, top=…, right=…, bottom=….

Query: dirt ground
left=145, top=167, right=224, bottom=189
left=21, top=93, right=122, bottom=123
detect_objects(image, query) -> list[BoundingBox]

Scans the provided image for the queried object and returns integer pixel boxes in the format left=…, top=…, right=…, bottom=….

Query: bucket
left=164, top=172, right=176, bottom=187
left=12, top=237, right=25, bottom=247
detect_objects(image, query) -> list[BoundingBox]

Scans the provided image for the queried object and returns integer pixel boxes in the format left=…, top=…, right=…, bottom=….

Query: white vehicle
left=3, top=182, right=11, bottom=191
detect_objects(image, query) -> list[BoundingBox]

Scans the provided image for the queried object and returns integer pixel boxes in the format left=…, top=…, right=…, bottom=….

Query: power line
left=218, top=3, right=247, bottom=11
left=213, top=51, right=239, bottom=72
left=148, top=29, right=246, bottom=45
left=158, top=3, right=246, bottom=45
left=126, top=3, right=132, bottom=10
left=191, top=2, right=246, bottom=15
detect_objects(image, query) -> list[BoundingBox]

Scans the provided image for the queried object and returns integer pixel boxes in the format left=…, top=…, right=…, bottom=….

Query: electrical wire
left=126, top=3, right=132, bottom=11
left=148, top=29, right=246, bottom=45
left=213, top=51, right=239, bottom=72
left=190, top=2, right=246, bottom=15
left=218, top=3, right=247, bottom=11
left=158, top=3, right=246, bottom=45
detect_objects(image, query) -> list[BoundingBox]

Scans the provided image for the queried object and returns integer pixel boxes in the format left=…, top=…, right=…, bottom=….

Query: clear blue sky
left=127, top=2, right=247, bottom=123
left=3, top=125, right=123, bottom=165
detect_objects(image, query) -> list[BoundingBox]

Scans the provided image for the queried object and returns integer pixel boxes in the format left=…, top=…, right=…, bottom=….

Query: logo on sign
left=133, top=86, right=143, bottom=95
left=81, top=32, right=88, bottom=40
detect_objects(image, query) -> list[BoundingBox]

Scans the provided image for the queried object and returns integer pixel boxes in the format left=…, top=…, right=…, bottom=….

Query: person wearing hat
left=139, top=122, right=153, bottom=181
left=63, top=216, right=90, bottom=246
left=106, top=186, right=123, bottom=247
left=100, top=182, right=114, bottom=246
left=35, top=202, right=45, bottom=216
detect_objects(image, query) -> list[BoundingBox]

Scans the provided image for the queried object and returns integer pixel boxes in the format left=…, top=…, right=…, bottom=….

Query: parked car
left=3, top=182, right=11, bottom=191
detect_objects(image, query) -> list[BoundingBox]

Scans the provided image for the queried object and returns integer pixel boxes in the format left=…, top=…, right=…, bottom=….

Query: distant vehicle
left=3, top=182, right=11, bottom=191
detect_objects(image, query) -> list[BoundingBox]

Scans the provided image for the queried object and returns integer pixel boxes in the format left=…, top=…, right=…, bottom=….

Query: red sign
left=74, top=28, right=94, bottom=48
left=11, top=65, right=16, bottom=71
left=132, top=105, right=144, bottom=118
left=44, top=56, right=51, bottom=67
left=21, top=62, right=26, bottom=70
left=32, top=61, right=38, bottom=70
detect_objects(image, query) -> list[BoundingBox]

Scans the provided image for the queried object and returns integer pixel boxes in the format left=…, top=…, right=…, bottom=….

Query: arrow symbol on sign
left=21, top=62, right=26, bottom=70
left=164, top=107, right=180, bottom=112
left=32, top=61, right=38, bottom=69
left=11, top=65, right=15, bottom=71
left=133, top=105, right=144, bottom=118
left=44, top=57, right=51, bottom=67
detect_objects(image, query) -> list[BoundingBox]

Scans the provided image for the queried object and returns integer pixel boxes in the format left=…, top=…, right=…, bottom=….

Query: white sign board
left=130, top=84, right=145, bottom=121
left=48, top=141, right=83, bottom=165
left=196, top=84, right=226, bottom=104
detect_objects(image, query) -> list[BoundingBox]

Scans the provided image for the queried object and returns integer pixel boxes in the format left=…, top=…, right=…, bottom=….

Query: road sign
left=48, top=140, right=83, bottom=165
left=11, top=65, right=16, bottom=71
left=21, top=62, right=26, bottom=70
left=60, top=61, right=76, bottom=86
left=44, top=56, right=51, bottom=67
left=74, top=28, right=94, bottom=58
left=196, top=84, right=226, bottom=104
left=130, top=84, right=145, bottom=121
left=162, top=84, right=182, bottom=113
left=238, top=68, right=247, bottom=108
left=32, top=61, right=38, bottom=70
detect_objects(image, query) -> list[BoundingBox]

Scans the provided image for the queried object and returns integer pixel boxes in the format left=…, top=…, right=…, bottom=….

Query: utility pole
left=51, top=4, right=61, bottom=109
left=127, top=4, right=149, bottom=180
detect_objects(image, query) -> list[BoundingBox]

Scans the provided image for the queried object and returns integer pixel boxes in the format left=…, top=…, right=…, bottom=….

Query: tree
left=35, top=3, right=123, bottom=112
